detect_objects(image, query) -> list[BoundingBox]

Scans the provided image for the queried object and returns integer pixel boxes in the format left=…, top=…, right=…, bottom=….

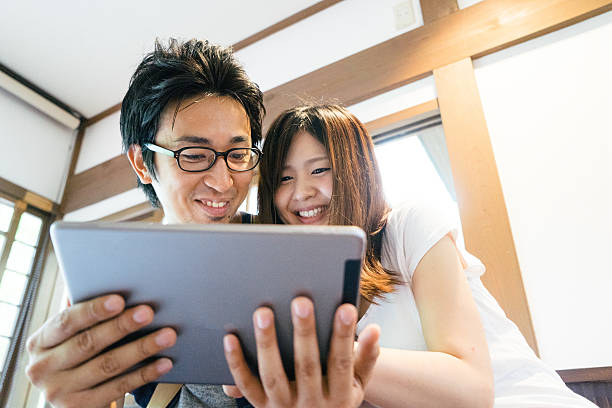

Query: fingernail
left=156, top=358, right=172, bottom=374
left=133, top=307, right=151, bottom=323
left=293, top=299, right=311, bottom=319
left=156, top=330, right=174, bottom=347
left=256, top=310, right=271, bottom=329
left=339, top=306, right=356, bottom=326
left=104, top=296, right=123, bottom=312
left=223, top=336, right=235, bottom=352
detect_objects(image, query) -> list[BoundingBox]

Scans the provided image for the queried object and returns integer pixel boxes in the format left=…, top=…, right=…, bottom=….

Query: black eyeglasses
left=143, top=143, right=262, bottom=173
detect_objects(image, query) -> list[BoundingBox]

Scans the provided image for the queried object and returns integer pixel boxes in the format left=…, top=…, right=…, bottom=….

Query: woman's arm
left=363, top=235, right=494, bottom=408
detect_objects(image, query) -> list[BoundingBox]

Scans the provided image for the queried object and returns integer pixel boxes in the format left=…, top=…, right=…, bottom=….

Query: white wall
left=67, top=110, right=146, bottom=222
left=457, top=0, right=484, bottom=9
left=473, top=10, right=612, bottom=370
left=235, top=0, right=424, bottom=92
left=347, top=75, right=436, bottom=122
left=74, top=110, right=122, bottom=173
left=0, top=88, right=75, bottom=202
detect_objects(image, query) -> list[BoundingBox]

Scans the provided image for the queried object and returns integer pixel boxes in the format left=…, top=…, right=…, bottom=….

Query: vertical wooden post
left=419, top=0, right=458, bottom=24
left=434, top=58, right=539, bottom=354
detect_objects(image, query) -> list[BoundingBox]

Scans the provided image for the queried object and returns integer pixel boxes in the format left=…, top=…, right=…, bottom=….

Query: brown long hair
left=258, top=104, right=401, bottom=303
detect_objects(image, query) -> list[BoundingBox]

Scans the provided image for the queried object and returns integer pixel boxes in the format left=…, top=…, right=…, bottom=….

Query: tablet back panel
left=50, top=222, right=365, bottom=384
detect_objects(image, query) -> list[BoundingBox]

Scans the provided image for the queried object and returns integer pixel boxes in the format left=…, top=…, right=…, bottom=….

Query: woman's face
left=274, top=131, right=333, bottom=225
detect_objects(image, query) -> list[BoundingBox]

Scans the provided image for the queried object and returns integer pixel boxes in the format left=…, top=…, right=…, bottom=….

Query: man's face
left=147, top=96, right=253, bottom=224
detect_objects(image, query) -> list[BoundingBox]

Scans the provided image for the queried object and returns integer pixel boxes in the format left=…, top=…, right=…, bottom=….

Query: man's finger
left=353, top=324, right=380, bottom=390
left=222, top=384, right=243, bottom=398
left=70, top=327, right=177, bottom=391
left=54, top=305, right=155, bottom=371
left=28, top=295, right=125, bottom=352
left=223, top=334, right=267, bottom=407
left=327, top=303, right=357, bottom=398
left=85, top=358, right=173, bottom=408
left=291, top=297, right=323, bottom=404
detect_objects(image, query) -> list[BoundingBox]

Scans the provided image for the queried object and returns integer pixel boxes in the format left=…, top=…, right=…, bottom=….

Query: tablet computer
left=50, top=221, right=365, bottom=385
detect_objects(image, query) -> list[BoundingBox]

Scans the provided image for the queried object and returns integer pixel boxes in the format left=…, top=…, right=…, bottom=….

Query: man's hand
left=222, top=297, right=380, bottom=407
left=25, top=294, right=177, bottom=408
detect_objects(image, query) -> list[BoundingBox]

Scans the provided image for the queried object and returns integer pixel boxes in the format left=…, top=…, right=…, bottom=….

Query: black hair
left=120, top=38, right=265, bottom=206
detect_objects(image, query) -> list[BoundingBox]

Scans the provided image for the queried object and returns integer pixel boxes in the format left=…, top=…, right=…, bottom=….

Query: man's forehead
left=156, top=95, right=251, bottom=144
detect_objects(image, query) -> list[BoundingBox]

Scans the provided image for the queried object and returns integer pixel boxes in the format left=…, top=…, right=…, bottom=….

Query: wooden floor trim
left=558, top=366, right=612, bottom=383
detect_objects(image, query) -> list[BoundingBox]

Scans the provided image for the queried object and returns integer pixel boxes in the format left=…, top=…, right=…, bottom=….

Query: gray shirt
left=175, top=385, right=238, bottom=408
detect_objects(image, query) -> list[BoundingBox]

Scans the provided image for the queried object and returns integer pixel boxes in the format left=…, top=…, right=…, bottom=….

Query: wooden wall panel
left=61, top=155, right=136, bottom=214
left=434, top=58, right=538, bottom=353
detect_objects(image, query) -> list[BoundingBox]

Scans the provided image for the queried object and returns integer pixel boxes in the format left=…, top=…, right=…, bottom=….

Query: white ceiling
left=0, top=0, right=319, bottom=118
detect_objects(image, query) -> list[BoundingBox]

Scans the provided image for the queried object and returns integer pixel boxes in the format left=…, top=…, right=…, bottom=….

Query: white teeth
left=299, top=207, right=324, bottom=218
left=205, top=201, right=228, bottom=208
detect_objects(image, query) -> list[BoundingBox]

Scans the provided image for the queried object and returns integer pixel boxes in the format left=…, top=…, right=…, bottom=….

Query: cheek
left=322, top=174, right=334, bottom=200
left=233, top=173, right=253, bottom=196
left=274, top=187, right=290, bottom=214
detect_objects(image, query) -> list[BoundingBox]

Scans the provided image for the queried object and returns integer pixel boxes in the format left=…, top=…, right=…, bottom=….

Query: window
left=373, top=116, right=457, bottom=206
left=0, top=197, right=45, bottom=376
left=373, top=117, right=466, bottom=245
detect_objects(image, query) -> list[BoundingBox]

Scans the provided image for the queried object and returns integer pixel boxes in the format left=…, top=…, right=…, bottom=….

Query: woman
left=225, top=104, right=594, bottom=407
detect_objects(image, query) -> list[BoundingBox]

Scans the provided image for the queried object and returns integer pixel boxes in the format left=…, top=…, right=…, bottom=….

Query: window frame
left=0, top=192, right=53, bottom=398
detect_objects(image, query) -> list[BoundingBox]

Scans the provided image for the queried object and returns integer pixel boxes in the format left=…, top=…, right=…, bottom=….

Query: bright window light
left=375, top=135, right=456, bottom=207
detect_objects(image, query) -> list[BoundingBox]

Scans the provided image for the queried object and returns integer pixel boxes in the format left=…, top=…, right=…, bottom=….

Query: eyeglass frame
left=143, top=143, right=262, bottom=173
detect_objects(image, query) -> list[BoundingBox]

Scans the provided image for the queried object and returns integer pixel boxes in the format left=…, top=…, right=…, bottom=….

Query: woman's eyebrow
left=304, top=156, right=329, bottom=165
left=282, top=156, right=329, bottom=171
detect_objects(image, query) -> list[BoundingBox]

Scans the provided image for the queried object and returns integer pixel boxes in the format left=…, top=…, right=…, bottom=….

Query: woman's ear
left=127, top=144, right=153, bottom=184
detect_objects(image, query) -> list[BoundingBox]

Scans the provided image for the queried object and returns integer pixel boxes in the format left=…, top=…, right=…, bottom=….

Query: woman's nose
left=292, top=178, right=315, bottom=201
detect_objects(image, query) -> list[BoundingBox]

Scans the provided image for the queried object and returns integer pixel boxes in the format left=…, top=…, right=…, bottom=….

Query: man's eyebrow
left=175, top=136, right=211, bottom=145
left=229, top=135, right=249, bottom=144
left=174, top=135, right=249, bottom=145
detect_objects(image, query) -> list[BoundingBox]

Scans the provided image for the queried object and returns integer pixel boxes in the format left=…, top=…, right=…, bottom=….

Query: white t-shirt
left=357, top=199, right=595, bottom=407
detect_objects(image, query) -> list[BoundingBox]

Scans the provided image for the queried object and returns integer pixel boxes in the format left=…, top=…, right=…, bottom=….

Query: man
left=25, top=39, right=379, bottom=408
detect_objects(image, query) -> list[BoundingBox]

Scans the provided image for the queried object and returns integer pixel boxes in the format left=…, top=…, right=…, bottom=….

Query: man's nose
left=202, top=158, right=233, bottom=192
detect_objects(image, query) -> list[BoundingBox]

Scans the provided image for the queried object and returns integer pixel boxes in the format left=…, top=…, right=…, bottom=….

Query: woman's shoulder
left=387, top=197, right=458, bottom=233
left=382, top=198, right=461, bottom=279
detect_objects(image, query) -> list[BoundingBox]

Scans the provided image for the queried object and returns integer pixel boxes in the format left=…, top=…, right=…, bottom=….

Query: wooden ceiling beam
left=262, top=0, right=612, bottom=129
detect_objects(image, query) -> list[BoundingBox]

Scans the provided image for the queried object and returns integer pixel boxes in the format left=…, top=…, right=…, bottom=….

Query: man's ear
left=127, top=144, right=153, bottom=184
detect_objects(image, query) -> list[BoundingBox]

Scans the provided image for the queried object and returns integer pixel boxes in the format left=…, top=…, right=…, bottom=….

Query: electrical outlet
left=394, top=1, right=416, bottom=30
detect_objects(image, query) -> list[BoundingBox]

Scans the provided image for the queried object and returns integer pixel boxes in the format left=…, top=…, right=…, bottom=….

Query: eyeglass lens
left=178, top=148, right=258, bottom=171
